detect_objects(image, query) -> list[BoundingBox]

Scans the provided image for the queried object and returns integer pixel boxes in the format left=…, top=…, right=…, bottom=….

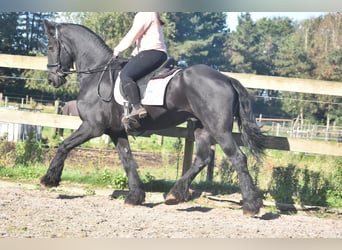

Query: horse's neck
left=74, top=46, right=111, bottom=72
left=63, top=27, right=111, bottom=71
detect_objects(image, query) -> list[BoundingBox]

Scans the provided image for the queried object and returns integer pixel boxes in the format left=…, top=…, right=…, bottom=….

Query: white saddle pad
left=114, top=70, right=181, bottom=106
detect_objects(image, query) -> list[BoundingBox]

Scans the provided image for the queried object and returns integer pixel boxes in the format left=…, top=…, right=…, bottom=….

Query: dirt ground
left=0, top=179, right=341, bottom=238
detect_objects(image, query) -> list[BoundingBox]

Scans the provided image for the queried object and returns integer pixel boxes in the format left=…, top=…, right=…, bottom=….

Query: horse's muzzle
left=48, top=74, right=66, bottom=87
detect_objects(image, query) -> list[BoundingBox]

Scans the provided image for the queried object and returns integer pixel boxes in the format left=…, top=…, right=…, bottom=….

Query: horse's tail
left=230, top=78, right=266, bottom=160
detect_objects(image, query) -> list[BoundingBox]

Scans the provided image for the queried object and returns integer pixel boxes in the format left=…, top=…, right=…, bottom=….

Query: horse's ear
left=44, top=19, right=56, bottom=37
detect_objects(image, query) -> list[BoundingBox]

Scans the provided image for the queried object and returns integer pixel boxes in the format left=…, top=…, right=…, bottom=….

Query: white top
left=114, top=12, right=167, bottom=56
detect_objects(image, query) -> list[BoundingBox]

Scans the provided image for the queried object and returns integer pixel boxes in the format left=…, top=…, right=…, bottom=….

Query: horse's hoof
left=124, top=192, right=145, bottom=205
left=124, top=200, right=144, bottom=206
left=242, top=198, right=262, bottom=216
left=164, top=194, right=180, bottom=205
left=40, top=175, right=60, bottom=188
left=124, top=201, right=138, bottom=207
left=243, top=209, right=259, bottom=217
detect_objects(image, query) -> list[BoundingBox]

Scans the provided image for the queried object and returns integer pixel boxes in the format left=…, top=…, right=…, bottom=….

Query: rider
left=113, top=12, right=168, bottom=120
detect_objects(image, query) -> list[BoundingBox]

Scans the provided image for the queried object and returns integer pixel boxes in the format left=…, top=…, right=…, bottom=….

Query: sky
left=226, top=12, right=328, bottom=31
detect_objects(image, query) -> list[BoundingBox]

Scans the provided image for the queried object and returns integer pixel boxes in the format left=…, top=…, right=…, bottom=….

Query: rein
left=96, top=57, right=116, bottom=102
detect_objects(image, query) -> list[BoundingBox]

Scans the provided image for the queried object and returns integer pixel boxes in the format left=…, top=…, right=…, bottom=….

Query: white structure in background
left=0, top=107, right=42, bottom=142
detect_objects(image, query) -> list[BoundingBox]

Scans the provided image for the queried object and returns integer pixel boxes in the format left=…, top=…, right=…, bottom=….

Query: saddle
left=118, top=58, right=178, bottom=100
left=113, top=57, right=180, bottom=134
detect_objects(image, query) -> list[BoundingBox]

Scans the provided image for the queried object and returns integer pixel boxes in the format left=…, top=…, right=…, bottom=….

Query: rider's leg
left=123, top=80, right=147, bottom=118
left=120, top=49, right=167, bottom=119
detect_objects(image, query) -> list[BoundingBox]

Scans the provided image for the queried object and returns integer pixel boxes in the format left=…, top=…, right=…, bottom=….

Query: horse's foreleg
left=112, top=135, right=145, bottom=205
left=41, top=122, right=98, bottom=187
left=165, top=129, right=213, bottom=205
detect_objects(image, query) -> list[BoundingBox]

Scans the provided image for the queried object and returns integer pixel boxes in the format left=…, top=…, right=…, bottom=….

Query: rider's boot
left=123, top=81, right=148, bottom=121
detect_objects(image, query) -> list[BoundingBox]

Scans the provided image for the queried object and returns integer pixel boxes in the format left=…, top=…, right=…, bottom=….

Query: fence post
left=271, top=122, right=275, bottom=136
left=325, top=114, right=330, bottom=141
left=276, top=123, right=280, bottom=136
left=258, top=114, right=262, bottom=125
left=53, top=100, right=60, bottom=137
left=181, top=119, right=195, bottom=176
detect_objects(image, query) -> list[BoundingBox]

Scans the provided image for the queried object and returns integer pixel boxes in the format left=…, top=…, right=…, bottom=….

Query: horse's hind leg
left=111, top=134, right=145, bottom=205
left=216, top=132, right=262, bottom=216
left=41, top=122, right=99, bottom=187
left=165, top=128, right=213, bottom=205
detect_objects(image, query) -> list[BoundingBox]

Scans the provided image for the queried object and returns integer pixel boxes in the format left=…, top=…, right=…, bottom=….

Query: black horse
left=41, top=20, right=266, bottom=216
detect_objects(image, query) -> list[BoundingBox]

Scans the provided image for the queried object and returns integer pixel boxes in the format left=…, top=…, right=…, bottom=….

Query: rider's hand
left=131, top=47, right=138, bottom=57
left=113, top=50, right=119, bottom=58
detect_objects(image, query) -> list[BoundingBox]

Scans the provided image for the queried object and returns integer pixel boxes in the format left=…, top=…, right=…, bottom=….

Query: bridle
left=46, top=24, right=73, bottom=78
left=46, top=23, right=119, bottom=102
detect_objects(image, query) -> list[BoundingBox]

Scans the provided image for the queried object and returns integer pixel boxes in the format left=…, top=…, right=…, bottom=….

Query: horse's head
left=44, top=20, right=74, bottom=88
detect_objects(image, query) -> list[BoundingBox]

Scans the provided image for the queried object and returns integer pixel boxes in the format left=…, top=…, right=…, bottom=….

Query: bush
left=0, top=134, right=15, bottom=166
left=219, top=158, right=238, bottom=186
left=326, top=163, right=342, bottom=207
left=266, top=164, right=341, bottom=207
left=15, top=130, right=43, bottom=166
left=101, top=169, right=128, bottom=190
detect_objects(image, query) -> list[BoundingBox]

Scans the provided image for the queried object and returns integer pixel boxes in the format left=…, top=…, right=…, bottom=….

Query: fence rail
left=1, top=54, right=341, bottom=165
left=1, top=54, right=342, bottom=96
left=0, top=109, right=341, bottom=157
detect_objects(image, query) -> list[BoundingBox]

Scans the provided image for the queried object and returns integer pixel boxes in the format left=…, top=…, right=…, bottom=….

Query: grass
left=0, top=164, right=43, bottom=180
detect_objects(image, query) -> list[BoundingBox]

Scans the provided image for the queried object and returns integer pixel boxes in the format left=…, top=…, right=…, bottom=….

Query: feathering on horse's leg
left=112, top=135, right=145, bottom=205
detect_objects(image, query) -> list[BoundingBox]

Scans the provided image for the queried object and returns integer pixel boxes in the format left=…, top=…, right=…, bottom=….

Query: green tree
left=226, top=13, right=258, bottom=73
left=252, top=17, right=296, bottom=117
left=79, top=12, right=135, bottom=56
left=228, top=14, right=296, bottom=117
left=275, top=14, right=342, bottom=124
left=168, top=12, right=229, bottom=70
left=1, top=12, right=55, bottom=98
left=255, top=17, right=294, bottom=76
left=16, top=12, right=55, bottom=55
left=326, top=47, right=342, bottom=81
left=275, top=34, right=315, bottom=78
left=0, top=13, right=21, bottom=95
left=0, top=12, right=19, bottom=54
left=227, top=13, right=295, bottom=75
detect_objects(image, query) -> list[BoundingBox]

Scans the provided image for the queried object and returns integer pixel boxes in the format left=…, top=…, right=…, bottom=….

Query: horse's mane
left=61, top=23, right=112, bottom=54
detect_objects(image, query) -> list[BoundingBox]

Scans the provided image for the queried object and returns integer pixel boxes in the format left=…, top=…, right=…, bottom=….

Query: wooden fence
left=1, top=54, right=341, bottom=175
left=1, top=54, right=342, bottom=96
left=1, top=108, right=340, bottom=155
